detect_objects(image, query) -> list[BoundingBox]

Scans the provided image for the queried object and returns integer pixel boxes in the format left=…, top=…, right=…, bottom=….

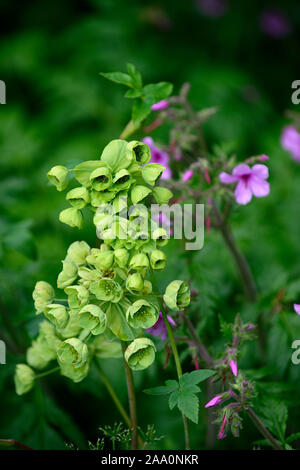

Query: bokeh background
left=1, top=0, right=300, bottom=449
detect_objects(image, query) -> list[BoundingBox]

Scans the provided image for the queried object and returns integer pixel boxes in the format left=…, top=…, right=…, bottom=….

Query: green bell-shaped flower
left=89, top=278, right=123, bottom=303
left=78, top=304, right=107, bottom=335
left=114, top=248, right=129, bottom=268
left=131, top=185, right=152, bottom=204
left=142, top=280, right=152, bottom=295
left=47, top=165, right=69, bottom=191
left=90, top=189, right=115, bottom=207
left=86, top=249, right=114, bottom=272
left=44, top=304, right=69, bottom=329
left=64, top=285, right=89, bottom=310
left=150, top=250, right=167, bottom=271
left=127, top=140, right=151, bottom=165
left=59, top=207, right=83, bottom=229
left=57, top=338, right=88, bottom=368
left=57, top=260, right=78, bottom=289
left=66, top=241, right=90, bottom=266
left=60, top=361, right=90, bottom=383
left=126, top=299, right=159, bottom=329
left=33, top=281, right=55, bottom=314
left=126, top=272, right=144, bottom=294
left=73, top=160, right=104, bottom=187
left=90, top=166, right=112, bottom=191
left=152, top=227, right=169, bottom=247
left=101, top=139, right=132, bottom=172
left=129, top=253, right=149, bottom=271
left=56, top=310, right=82, bottom=339
left=26, top=327, right=59, bottom=370
left=142, top=163, right=165, bottom=186
left=14, top=364, right=35, bottom=395
left=124, top=338, right=156, bottom=371
left=113, top=169, right=132, bottom=191
left=152, top=187, right=173, bottom=204
left=163, top=280, right=190, bottom=311
left=66, top=187, right=90, bottom=209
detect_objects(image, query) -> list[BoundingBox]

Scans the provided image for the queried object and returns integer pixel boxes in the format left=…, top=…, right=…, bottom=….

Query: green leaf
left=132, top=98, right=153, bottom=125
left=144, top=380, right=178, bottom=396
left=179, top=370, right=216, bottom=388
left=105, top=304, right=135, bottom=341
left=286, top=432, right=300, bottom=444
left=125, top=89, right=143, bottom=99
left=177, top=390, right=199, bottom=424
left=126, top=63, right=142, bottom=89
left=169, top=390, right=179, bottom=410
left=100, top=72, right=134, bottom=88
left=143, top=82, right=173, bottom=102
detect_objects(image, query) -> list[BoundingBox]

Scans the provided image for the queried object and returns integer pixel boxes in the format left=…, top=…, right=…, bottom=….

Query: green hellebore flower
left=90, top=189, right=115, bottom=207
left=127, top=140, right=151, bottom=165
left=26, top=343, right=50, bottom=370
left=73, top=161, right=105, bottom=187
left=163, top=280, right=191, bottom=311
left=112, top=169, right=132, bottom=192
left=44, top=304, right=69, bottom=329
left=86, top=249, right=114, bottom=272
left=126, top=272, right=144, bottom=294
left=131, top=185, right=152, bottom=204
left=143, top=280, right=152, bottom=295
left=59, top=207, right=83, bottom=229
left=78, top=304, right=107, bottom=335
left=57, top=260, right=78, bottom=289
left=15, top=364, right=35, bottom=395
left=114, top=248, right=129, bottom=268
left=47, top=165, right=69, bottom=191
left=78, top=267, right=100, bottom=283
left=33, top=281, right=55, bottom=314
left=57, top=338, right=88, bottom=368
left=129, top=253, right=149, bottom=271
left=64, top=285, right=89, bottom=310
left=126, top=299, right=159, bottom=329
left=57, top=311, right=82, bottom=339
left=142, top=163, right=165, bottom=186
left=60, top=361, right=90, bottom=383
left=124, top=338, right=156, bottom=371
left=153, top=227, right=169, bottom=247
left=152, top=187, right=173, bottom=205
left=150, top=250, right=167, bottom=271
left=101, top=139, right=132, bottom=172
left=93, top=211, right=114, bottom=232
left=38, top=321, right=62, bottom=354
left=66, top=187, right=90, bottom=209
left=89, top=278, right=123, bottom=303
left=26, top=330, right=59, bottom=370
left=66, top=241, right=90, bottom=266
left=90, top=166, right=112, bottom=191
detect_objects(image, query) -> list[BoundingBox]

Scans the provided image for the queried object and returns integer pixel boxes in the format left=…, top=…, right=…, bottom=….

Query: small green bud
left=33, top=281, right=55, bottom=314
left=90, top=166, right=112, bottom=191
left=131, top=185, right=152, bottom=204
left=26, top=328, right=58, bottom=370
left=66, top=241, right=90, bottom=266
left=114, top=248, right=129, bottom=268
left=60, top=361, right=90, bottom=383
left=15, top=364, right=35, bottom=395
left=126, top=299, right=159, bottom=329
left=124, top=338, right=156, bottom=371
left=163, top=280, right=190, bottom=311
left=86, top=250, right=114, bottom=272
left=129, top=253, right=149, bottom=271
left=143, top=280, right=152, bottom=295
left=39, top=321, right=62, bottom=353
left=89, top=278, right=123, bottom=303
left=153, top=227, right=169, bottom=247
left=57, top=260, right=78, bottom=289
left=57, top=338, right=88, bottom=368
left=127, top=140, right=151, bottom=165
left=150, top=250, right=167, bottom=271
left=44, top=304, right=69, bottom=329
left=126, top=272, right=144, bottom=293
left=47, top=165, right=69, bottom=191
left=152, top=187, right=173, bottom=204
left=59, top=207, right=83, bottom=229
left=73, top=161, right=105, bottom=187
left=101, top=139, right=132, bottom=172
left=78, top=304, right=107, bottom=335
left=26, top=343, right=50, bottom=370
left=142, top=163, right=165, bottom=186
left=66, top=187, right=90, bottom=209
left=113, top=169, right=132, bottom=191
left=64, top=285, right=89, bottom=310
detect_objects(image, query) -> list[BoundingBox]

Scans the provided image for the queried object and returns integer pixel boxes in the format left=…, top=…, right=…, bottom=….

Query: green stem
left=246, top=407, right=284, bottom=450
left=149, top=268, right=191, bottom=450
left=121, top=342, right=138, bottom=450
left=0, top=439, right=34, bottom=450
left=35, top=366, right=60, bottom=380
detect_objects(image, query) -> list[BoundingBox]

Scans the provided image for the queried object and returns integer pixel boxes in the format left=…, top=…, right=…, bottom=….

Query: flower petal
left=249, top=176, right=270, bottom=198
left=232, top=163, right=251, bottom=177
left=234, top=181, right=252, bottom=205
left=219, top=172, right=238, bottom=184
left=294, top=304, right=300, bottom=315
left=252, top=164, right=269, bottom=180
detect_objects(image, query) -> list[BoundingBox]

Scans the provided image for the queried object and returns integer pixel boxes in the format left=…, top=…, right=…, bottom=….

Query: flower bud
left=124, top=338, right=156, bottom=371
left=57, top=260, right=78, bottom=288
left=47, top=165, right=69, bottom=191
left=15, top=364, right=35, bottom=395
left=126, top=272, right=144, bottom=294
left=152, top=187, right=173, bottom=204
left=66, top=241, right=90, bottom=266
left=131, top=185, right=152, bottom=204
left=114, top=248, right=129, bottom=268
left=44, top=304, right=69, bottom=329
left=59, top=207, right=83, bottom=229
left=163, top=280, right=190, bottom=311
left=90, top=166, right=112, bottom=191
left=126, top=299, right=159, bottom=329
left=113, top=169, right=132, bottom=191
left=78, top=304, right=107, bottom=335
left=101, top=139, right=132, bottom=172
left=64, top=285, right=89, bottom=310
left=57, top=338, right=88, bottom=368
left=26, top=329, right=59, bottom=370
left=86, top=250, right=114, bottom=272
left=129, top=253, right=149, bottom=271
left=66, top=187, right=90, bottom=209
left=33, top=281, right=55, bottom=314
left=153, top=227, right=169, bottom=247
left=142, top=163, right=165, bottom=186
left=89, top=278, right=123, bottom=303
left=150, top=250, right=167, bottom=271
left=127, top=140, right=151, bottom=165
left=60, top=361, right=90, bottom=383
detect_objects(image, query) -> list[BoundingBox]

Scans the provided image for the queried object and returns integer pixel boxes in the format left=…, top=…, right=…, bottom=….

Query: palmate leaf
left=144, top=380, right=178, bottom=396
left=179, top=369, right=216, bottom=387
left=177, top=390, right=199, bottom=424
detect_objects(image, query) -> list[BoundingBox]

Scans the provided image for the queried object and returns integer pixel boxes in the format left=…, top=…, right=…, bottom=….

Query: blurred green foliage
left=0, top=0, right=300, bottom=450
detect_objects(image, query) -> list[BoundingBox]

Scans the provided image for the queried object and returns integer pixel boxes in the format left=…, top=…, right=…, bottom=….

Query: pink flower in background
left=147, top=312, right=176, bottom=341
left=218, top=415, right=227, bottom=440
left=142, top=137, right=171, bottom=179
left=260, top=8, right=291, bottom=39
left=230, top=359, right=238, bottom=377
left=205, top=395, right=223, bottom=408
left=294, top=304, right=300, bottom=316
left=195, top=0, right=228, bottom=18
left=281, top=126, right=300, bottom=162
left=183, top=169, right=194, bottom=182
left=219, top=163, right=270, bottom=205
left=151, top=99, right=169, bottom=111
left=260, top=154, right=269, bottom=162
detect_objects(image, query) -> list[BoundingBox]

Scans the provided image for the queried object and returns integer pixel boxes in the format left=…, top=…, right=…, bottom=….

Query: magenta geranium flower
left=219, top=163, right=270, bottom=205
left=229, top=359, right=238, bottom=377
left=281, top=126, right=300, bottom=162
left=294, top=304, right=300, bottom=315
left=142, top=137, right=171, bottom=179
left=183, top=169, right=194, bottom=182
left=205, top=394, right=223, bottom=408
left=146, top=312, right=176, bottom=341
left=151, top=99, right=169, bottom=111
